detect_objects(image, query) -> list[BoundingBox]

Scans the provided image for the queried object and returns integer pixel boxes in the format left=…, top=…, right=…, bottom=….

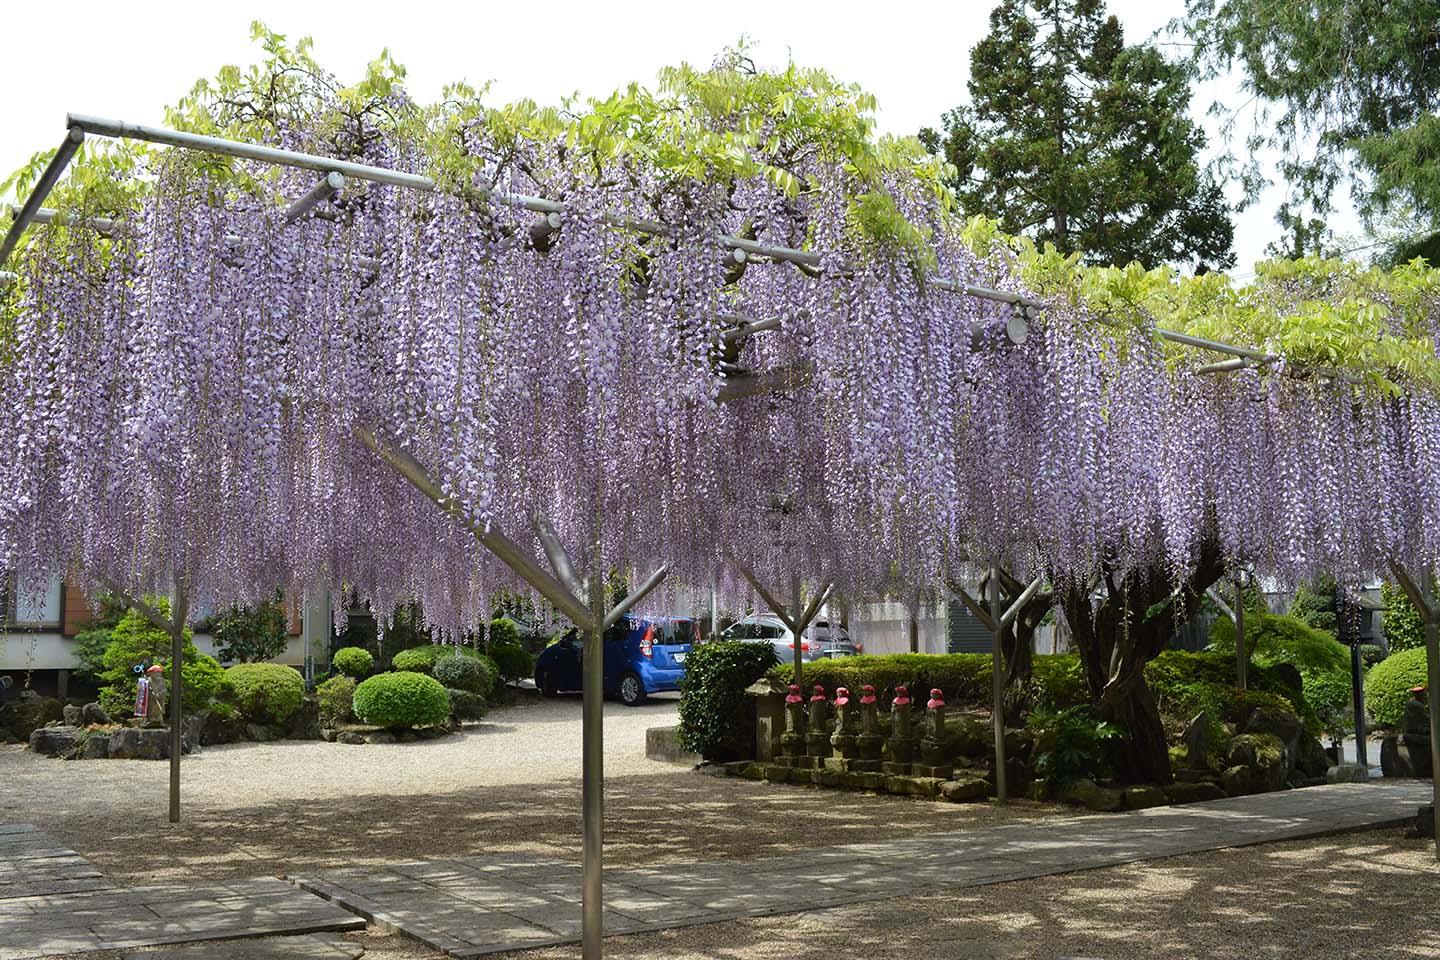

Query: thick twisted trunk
left=1057, top=537, right=1226, bottom=785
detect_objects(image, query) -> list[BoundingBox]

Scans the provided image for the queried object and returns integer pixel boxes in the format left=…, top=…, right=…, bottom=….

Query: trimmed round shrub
left=391, top=644, right=498, bottom=692
left=225, top=663, right=305, bottom=724
left=489, top=642, right=535, bottom=685
left=1365, top=647, right=1430, bottom=727
left=332, top=646, right=374, bottom=678
left=316, top=674, right=356, bottom=724
left=446, top=687, right=488, bottom=722
left=353, top=672, right=451, bottom=729
left=434, top=654, right=489, bottom=694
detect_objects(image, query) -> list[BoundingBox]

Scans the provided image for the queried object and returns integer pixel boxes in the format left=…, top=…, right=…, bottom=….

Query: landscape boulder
left=108, top=726, right=191, bottom=760
left=285, top=697, right=323, bottom=741
left=3, top=695, right=63, bottom=740
left=82, top=735, right=110, bottom=760
left=1061, top=778, right=1125, bottom=812
left=80, top=702, right=110, bottom=726
left=1326, top=762, right=1368, bottom=783
left=1242, top=708, right=1302, bottom=769
left=62, top=704, right=83, bottom=727
left=1221, top=764, right=1253, bottom=797
left=1295, top=734, right=1331, bottom=780
left=1226, top=733, right=1288, bottom=792
left=28, top=725, right=81, bottom=757
left=939, top=777, right=991, bottom=803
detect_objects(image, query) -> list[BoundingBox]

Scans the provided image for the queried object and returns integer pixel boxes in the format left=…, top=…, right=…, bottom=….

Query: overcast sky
left=2, top=0, right=1356, bottom=274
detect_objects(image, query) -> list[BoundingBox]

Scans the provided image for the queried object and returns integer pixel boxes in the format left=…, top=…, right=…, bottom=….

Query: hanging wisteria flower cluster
left=3, top=37, right=1440, bottom=636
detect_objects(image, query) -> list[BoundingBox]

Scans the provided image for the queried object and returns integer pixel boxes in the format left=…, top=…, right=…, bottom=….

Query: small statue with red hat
left=855, top=684, right=884, bottom=767
left=884, top=684, right=916, bottom=774
left=828, top=686, right=860, bottom=765
left=917, top=687, right=951, bottom=775
left=781, top=684, right=806, bottom=764
left=143, top=664, right=168, bottom=726
left=804, top=684, right=832, bottom=763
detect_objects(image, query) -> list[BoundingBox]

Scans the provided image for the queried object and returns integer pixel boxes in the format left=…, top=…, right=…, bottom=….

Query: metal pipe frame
left=168, top=580, right=189, bottom=823
left=1386, top=560, right=1440, bottom=859
left=357, top=420, right=669, bottom=957
left=945, top=571, right=1044, bottom=805
left=286, top=171, right=346, bottom=223
left=0, top=126, right=84, bottom=263
left=0, top=113, right=1291, bottom=376
left=57, top=114, right=1056, bottom=318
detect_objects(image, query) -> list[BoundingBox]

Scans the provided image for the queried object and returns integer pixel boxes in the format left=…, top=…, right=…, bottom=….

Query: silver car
left=720, top=616, right=861, bottom=662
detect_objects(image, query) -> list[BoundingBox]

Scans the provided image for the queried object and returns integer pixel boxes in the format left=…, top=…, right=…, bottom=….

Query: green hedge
left=332, top=646, right=374, bottom=678
left=225, top=663, right=305, bottom=724
left=768, top=653, right=1086, bottom=709
left=678, top=640, right=778, bottom=759
left=446, top=687, right=488, bottom=722
left=1364, top=647, right=1430, bottom=727
left=353, top=672, right=452, bottom=728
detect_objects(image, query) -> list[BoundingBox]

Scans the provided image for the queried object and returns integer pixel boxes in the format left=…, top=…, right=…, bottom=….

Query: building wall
left=850, top=600, right=950, bottom=655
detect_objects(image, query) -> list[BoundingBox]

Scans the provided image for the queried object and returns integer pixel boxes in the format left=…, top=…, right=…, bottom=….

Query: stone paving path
left=0, top=826, right=112, bottom=902
left=0, top=877, right=365, bottom=960
left=294, top=781, right=1432, bottom=958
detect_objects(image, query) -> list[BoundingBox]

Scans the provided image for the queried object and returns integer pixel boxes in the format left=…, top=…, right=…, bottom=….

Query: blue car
left=534, top=615, right=698, bottom=706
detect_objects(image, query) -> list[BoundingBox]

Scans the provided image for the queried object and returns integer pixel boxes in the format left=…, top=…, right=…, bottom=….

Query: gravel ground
left=488, top=827, right=1440, bottom=960
left=0, top=693, right=1064, bottom=884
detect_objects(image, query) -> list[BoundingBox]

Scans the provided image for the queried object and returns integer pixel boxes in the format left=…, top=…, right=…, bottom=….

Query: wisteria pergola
left=4, top=51, right=1440, bottom=958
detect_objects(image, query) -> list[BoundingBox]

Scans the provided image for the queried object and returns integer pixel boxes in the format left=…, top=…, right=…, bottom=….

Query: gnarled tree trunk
left=1056, top=537, right=1225, bottom=785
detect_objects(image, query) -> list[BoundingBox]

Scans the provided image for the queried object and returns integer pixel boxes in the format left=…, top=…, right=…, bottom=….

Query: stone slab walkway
left=0, top=826, right=111, bottom=902
left=294, top=781, right=1431, bottom=957
left=0, top=877, right=365, bottom=960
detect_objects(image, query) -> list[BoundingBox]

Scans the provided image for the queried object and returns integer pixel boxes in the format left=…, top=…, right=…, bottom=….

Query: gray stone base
left=644, top=726, right=700, bottom=766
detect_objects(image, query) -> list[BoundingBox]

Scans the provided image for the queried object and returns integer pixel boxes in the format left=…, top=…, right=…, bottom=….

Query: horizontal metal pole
left=1158, top=328, right=1269, bottom=361
left=1195, top=357, right=1257, bottom=374
left=286, top=171, right=346, bottom=223
left=0, top=126, right=84, bottom=263
left=39, top=114, right=1280, bottom=365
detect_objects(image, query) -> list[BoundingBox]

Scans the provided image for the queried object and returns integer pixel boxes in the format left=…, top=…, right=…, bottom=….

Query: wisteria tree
left=3, top=25, right=1440, bottom=843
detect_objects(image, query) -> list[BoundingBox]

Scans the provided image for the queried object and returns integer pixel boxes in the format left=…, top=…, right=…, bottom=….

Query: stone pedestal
left=1383, top=688, right=1433, bottom=779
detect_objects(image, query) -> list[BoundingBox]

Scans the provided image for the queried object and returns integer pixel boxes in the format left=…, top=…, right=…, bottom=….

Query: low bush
left=434, top=654, right=490, bottom=694
left=446, top=687, right=487, bottom=722
left=332, top=646, right=374, bottom=678
left=1209, top=611, right=1350, bottom=732
left=1145, top=650, right=1318, bottom=732
left=1365, top=647, right=1430, bottom=727
left=1381, top=582, right=1425, bottom=653
left=678, top=640, right=778, bottom=760
left=316, top=675, right=356, bottom=724
left=490, top=642, right=535, bottom=685
left=1028, top=704, right=1121, bottom=788
left=353, top=671, right=451, bottom=728
left=225, top=663, right=305, bottom=724
left=391, top=644, right=499, bottom=691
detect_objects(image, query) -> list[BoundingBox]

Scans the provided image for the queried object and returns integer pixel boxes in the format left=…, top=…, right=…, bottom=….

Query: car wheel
left=537, top=671, right=559, bottom=698
left=618, top=672, right=647, bottom=706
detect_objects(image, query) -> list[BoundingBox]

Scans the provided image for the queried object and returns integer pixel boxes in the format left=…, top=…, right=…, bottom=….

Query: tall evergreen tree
left=920, top=0, right=1233, bottom=269
left=1184, top=0, right=1440, bottom=261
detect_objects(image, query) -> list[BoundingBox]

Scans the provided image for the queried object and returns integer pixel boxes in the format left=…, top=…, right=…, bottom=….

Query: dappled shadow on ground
left=489, top=829, right=1440, bottom=960
left=31, top=773, right=1068, bottom=885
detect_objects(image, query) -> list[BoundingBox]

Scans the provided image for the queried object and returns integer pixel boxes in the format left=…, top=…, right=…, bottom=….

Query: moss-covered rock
left=1060, top=778, right=1125, bottom=811
left=3, top=695, right=63, bottom=740
left=1124, top=785, right=1167, bottom=810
